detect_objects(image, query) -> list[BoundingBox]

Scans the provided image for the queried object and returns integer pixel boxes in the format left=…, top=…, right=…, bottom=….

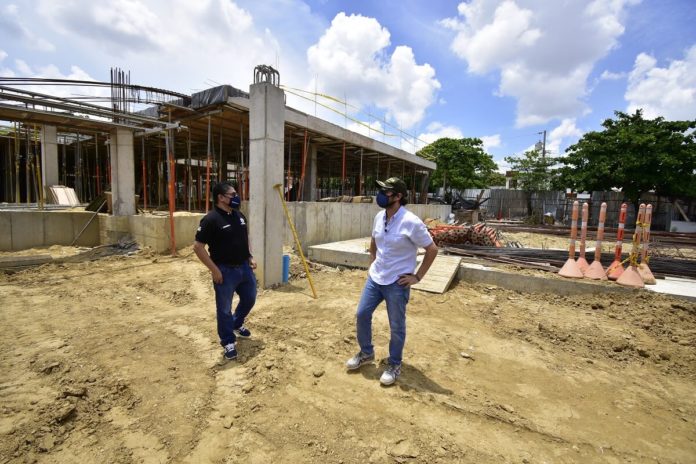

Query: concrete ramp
left=412, top=254, right=461, bottom=294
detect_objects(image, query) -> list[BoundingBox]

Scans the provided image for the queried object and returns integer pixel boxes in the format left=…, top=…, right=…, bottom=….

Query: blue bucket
left=282, top=254, right=290, bottom=283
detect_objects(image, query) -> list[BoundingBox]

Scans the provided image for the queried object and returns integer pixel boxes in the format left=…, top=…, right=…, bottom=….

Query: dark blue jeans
left=356, top=276, right=411, bottom=366
left=214, top=262, right=257, bottom=346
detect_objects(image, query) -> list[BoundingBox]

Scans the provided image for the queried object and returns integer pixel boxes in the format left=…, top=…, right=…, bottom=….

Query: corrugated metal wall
left=453, top=189, right=677, bottom=230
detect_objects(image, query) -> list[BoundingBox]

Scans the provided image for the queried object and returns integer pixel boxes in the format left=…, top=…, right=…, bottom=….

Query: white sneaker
left=345, top=352, right=375, bottom=370
left=223, top=343, right=237, bottom=360
left=380, top=364, right=401, bottom=385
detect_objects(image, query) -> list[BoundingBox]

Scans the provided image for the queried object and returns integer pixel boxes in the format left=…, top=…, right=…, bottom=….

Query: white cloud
left=2, top=58, right=105, bottom=100
left=625, top=45, right=696, bottom=121
left=346, top=120, right=387, bottom=138
left=34, top=0, right=292, bottom=93
left=414, top=122, right=464, bottom=151
left=0, top=49, right=14, bottom=77
left=600, top=70, right=625, bottom=80
left=445, top=1, right=541, bottom=74
left=307, top=13, right=440, bottom=129
left=481, top=134, right=501, bottom=151
left=0, top=3, right=55, bottom=52
left=443, top=0, right=639, bottom=127
left=547, top=118, right=582, bottom=156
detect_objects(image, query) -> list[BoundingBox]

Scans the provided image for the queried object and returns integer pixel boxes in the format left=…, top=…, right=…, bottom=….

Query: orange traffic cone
left=638, top=204, right=656, bottom=284
left=616, top=203, right=645, bottom=289
left=576, top=202, right=590, bottom=272
left=585, top=202, right=607, bottom=280
left=559, top=201, right=584, bottom=278
left=607, top=203, right=627, bottom=280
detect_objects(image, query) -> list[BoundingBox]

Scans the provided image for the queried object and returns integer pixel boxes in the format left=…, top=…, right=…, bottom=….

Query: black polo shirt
left=195, top=206, right=251, bottom=266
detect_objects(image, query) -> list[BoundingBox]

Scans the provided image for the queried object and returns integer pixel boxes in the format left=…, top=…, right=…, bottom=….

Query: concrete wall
left=1, top=203, right=449, bottom=253
left=279, top=202, right=450, bottom=253
left=99, top=213, right=202, bottom=253
left=0, top=210, right=100, bottom=251
left=107, top=202, right=449, bottom=253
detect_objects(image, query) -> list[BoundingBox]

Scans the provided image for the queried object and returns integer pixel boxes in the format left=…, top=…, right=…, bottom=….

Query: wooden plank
left=411, top=254, right=461, bottom=294
left=674, top=201, right=691, bottom=222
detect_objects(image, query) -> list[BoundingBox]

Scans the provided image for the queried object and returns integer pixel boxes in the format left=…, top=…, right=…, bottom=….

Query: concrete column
left=248, top=82, right=285, bottom=288
left=110, top=128, right=136, bottom=216
left=302, top=143, right=318, bottom=201
left=40, top=125, right=59, bottom=187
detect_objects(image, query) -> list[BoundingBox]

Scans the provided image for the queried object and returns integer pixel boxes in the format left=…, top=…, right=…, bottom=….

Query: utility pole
left=538, top=130, right=546, bottom=164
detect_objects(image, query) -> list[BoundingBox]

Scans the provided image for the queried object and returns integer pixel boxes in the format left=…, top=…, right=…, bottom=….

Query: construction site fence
left=455, top=188, right=695, bottom=232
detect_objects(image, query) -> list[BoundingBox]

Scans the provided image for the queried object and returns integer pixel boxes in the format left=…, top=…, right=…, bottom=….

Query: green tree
left=504, top=149, right=556, bottom=191
left=557, top=110, right=696, bottom=208
left=417, top=137, right=499, bottom=200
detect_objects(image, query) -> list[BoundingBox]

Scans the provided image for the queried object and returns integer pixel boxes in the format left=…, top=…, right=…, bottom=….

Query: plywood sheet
left=412, top=254, right=462, bottom=294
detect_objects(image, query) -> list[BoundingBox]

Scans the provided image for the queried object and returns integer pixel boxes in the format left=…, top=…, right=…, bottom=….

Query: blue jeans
left=214, top=262, right=257, bottom=346
left=355, top=276, right=411, bottom=366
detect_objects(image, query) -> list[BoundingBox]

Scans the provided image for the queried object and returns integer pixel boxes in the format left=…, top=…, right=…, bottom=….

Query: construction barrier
left=576, top=202, right=590, bottom=272
left=559, top=201, right=583, bottom=278
left=639, top=204, right=656, bottom=284
left=607, top=203, right=627, bottom=280
left=584, top=202, right=607, bottom=280
left=616, top=203, right=645, bottom=288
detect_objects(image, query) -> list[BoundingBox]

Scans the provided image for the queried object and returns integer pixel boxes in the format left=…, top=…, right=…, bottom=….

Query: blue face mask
left=230, top=195, right=241, bottom=209
left=376, top=191, right=390, bottom=208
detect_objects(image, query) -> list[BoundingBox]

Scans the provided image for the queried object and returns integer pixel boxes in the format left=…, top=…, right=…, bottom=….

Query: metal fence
left=455, top=188, right=690, bottom=231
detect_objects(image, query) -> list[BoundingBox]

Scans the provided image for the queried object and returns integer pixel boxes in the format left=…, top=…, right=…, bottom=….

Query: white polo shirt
left=369, top=206, right=434, bottom=285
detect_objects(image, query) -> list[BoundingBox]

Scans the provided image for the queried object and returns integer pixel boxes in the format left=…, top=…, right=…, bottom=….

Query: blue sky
left=1, top=0, right=695, bottom=171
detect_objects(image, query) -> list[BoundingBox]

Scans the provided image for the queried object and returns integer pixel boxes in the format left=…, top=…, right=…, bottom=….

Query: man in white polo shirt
left=346, top=177, right=438, bottom=385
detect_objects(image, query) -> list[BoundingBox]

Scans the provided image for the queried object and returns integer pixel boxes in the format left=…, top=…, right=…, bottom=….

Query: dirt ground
left=2, top=236, right=696, bottom=464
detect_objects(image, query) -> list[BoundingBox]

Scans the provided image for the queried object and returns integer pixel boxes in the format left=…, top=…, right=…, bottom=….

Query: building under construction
left=0, top=66, right=446, bottom=287
left=0, top=67, right=435, bottom=210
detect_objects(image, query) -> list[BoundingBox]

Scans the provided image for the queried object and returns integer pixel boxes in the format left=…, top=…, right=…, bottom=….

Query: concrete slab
left=307, top=237, right=696, bottom=302
left=646, top=277, right=696, bottom=301
left=457, top=262, right=635, bottom=297
left=308, top=237, right=372, bottom=269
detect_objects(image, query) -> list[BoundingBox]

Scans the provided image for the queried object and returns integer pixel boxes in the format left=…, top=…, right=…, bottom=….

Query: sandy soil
left=1, top=244, right=696, bottom=464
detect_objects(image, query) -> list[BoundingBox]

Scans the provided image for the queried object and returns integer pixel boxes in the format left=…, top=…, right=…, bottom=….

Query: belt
left=219, top=262, right=245, bottom=268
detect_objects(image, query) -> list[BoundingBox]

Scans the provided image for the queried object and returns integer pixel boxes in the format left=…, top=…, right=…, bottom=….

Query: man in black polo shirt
left=193, top=182, right=257, bottom=360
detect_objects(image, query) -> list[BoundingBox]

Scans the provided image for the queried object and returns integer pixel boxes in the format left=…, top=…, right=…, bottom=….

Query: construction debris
left=0, top=239, right=139, bottom=273
left=426, top=220, right=503, bottom=247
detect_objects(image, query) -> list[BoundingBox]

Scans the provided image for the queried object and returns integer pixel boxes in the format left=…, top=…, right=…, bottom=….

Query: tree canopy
left=556, top=110, right=696, bottom=205
left=504, top=149, right=556, bottom=191
left=417, top=138, right=499, bottom=197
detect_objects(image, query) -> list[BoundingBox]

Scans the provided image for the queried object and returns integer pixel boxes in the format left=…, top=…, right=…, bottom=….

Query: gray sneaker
left=380, top=363, right=401, bottom=385
left=346, top=351, right=375, bottom=370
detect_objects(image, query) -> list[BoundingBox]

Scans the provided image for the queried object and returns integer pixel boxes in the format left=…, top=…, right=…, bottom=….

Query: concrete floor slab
left=308, top=237, right=696, bottom=302
left=646, top=277, right=696, bottom=301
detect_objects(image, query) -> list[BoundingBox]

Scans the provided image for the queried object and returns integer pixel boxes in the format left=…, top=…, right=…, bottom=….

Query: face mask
left=376, top=191, right=390, bottom=208
left=230, top=195, right=241, bottom=209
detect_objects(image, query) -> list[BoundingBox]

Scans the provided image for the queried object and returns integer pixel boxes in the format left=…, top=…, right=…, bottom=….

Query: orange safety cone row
left=607, top=203, right=627, bottom=280
left=585, top=202, right=607, bottom=280
left=559, top=200, right=584, bottom=278
left=616, top=203, right=645, bottom=288
left=638, top=204, right=656, bottom=285
left=576, top=202, right=590, bottom=272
